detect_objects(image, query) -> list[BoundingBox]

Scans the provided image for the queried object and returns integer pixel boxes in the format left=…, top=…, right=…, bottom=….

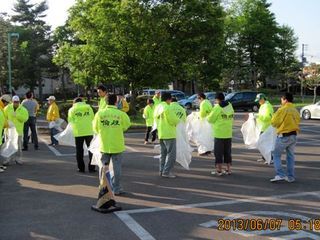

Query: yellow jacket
left=46, top=102, right=60, bottom=122
left=0, top=100, right=8, bottom=128
left=271, top=103, right=300, bottom=134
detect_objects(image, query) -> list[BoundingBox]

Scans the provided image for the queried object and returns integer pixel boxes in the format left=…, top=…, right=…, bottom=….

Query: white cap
left=47, top=96, right=56, bottom=101
left=1, top=94, right=12, bottom=103
left=12, top=95, right=20, bottom=102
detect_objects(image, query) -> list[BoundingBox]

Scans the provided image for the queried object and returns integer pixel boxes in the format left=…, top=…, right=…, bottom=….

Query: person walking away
left=93, top=94, right=131, bottom=197
left=97, top=85, right=108, bottom=110
left=154, top=92, right=179, bottom=178
left=117, top=94, right=129, bottom=113
left=22, top=91, right=39, bottom=150
left=207, top=93, right=234, bottom=176
left=4, top=96, right=29, bottom=165
left=68, top=97, right=95, bottom=173
left=270, top=93, right=300, bottom=183
left=152, top=91, right=161, bottom=106
left=143, top=99, right=156, bottom=144
left=254, top=93, right=274, bottom=163
left=46, top=96, right=60, bottom=146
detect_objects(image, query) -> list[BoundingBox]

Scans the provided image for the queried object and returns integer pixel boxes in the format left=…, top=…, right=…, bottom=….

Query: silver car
left=300, top=101, right=320, bottom=119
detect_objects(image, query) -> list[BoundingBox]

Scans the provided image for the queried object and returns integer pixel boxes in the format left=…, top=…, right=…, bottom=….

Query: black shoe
left=22, top=148, right=28, bottom=151
left=78, top=169, right=85, bottom=173
left=34, top=146, right=39, bottom=150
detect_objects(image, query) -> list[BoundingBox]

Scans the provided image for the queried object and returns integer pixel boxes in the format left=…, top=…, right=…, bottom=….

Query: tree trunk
left=61, top=68, right=67, bottom=103
left=38, top=78, right=43, bottom=103
left=129, top=81, right=137, bottom=116
left=313, top=86, right=318, bottom=104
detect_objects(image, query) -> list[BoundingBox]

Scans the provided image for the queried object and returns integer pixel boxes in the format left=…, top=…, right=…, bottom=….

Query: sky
left=1, top=0, right=319, bottom=63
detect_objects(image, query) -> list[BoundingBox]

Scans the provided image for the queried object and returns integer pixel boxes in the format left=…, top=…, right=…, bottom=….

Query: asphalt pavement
left=0, top=113, right=320, bottom=240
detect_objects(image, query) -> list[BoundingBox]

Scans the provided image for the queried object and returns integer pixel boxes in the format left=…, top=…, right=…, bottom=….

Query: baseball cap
left=255, top=93, right=267, bottom=102
left=12, top=95, right=20, bottom=102
left=1, top=94, right=12, bottom=103
left=46, top=96, right=56, bottom=101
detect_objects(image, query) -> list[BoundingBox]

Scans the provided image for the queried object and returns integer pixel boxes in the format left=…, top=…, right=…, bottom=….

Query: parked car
left=300, top=101, right=320, bottom=119
left=142, top=89, right=185, bottom=97
left=225, top=91, right=259, bottom=112
left=178, top=94, right=197, bottom=109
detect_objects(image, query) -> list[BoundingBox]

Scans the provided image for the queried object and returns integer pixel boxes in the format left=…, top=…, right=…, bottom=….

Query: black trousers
left=75, top=135, right=94, bottom=171
left=23, top=117, right=38, bottom=149
left=214, top=138, right=232, bottom=166
left=145, top=127, right=157, bottom=142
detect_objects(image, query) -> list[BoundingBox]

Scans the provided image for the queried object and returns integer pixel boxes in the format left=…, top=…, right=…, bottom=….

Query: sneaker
left=257, top=158, right=264, bottom=162
left=114, top=190, right=126, bottom=196
left=211, top=171, right=223, bottom=176
left=285, top=177, right=295, bottom=183
left=223, top=170, right=232, bottom=175
left=15, top=159, right=23, bottom=165
left=0, top=165, right=7, bottom=170
left=161, top=173, right=177, bottom=178
left=0, top=168, right=4, bottom=173
left=270, top=175, right=285, bottom=182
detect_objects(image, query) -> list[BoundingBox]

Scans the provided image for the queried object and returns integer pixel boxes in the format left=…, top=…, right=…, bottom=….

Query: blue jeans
left=50, top=128, right=59, bottom=145
left=272, top=135, right=297, bottom=180
left=101, top=153, right=123, bottom=193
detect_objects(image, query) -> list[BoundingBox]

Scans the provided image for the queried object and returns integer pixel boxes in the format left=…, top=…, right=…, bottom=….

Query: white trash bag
left=54, top=124, right=88, bottom=155
left=241, top=113, right=260, bottom=149
left=176, top=122, right=193, bottom=170
left=0, top=126, right=19, bottom=158
left=88, top=135, right=114, bottom=177
left=257, top=126, right=277, bottom=164
left=187, top=112, right=213, bottom=154
left=49, top=118, right=65, bottom=131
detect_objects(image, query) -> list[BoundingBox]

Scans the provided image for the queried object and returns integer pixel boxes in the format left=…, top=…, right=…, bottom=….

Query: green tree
left=224, top=0, right=278, bottom=89
left=11, top=0, right=54, bottom=99
left=0, top=16, right=12, bottom=93
left=304, top=64, right=320, bottom=103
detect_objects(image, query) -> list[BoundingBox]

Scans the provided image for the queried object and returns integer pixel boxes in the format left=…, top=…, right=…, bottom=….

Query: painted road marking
left=115, top=191, right=320, bottom=240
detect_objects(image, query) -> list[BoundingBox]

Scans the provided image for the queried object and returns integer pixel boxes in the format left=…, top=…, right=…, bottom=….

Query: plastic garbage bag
left=54, top=124, right=74, bottom=146
left=49, top=118, right=64, bottom=131
left=54, top=124, right=88, bottom=155
left=257, top=126, right=277, bottom=164
left=176, top=122, right=193, bottom=170
left=186, top=112, right=213, bottom=154
left=0, top=126, right=19, bottom=158
left=241, top=113, right=260, bottom=149
left=89, top=135, right=114, bottom=177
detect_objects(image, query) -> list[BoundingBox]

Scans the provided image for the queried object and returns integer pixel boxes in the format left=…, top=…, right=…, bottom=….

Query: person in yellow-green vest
left=198, top=92, right=213, bottom=156
left=143, top=99, right=156, bottom=144
left=97, top=85, right=108, bottom=110
left=154, top=92, right=180, bottom=178
left=0, top=109, right=5, bottom=172
left=254, top=93, right=274, bottom=163
left=171, top=97, right=187, bottom=122
left=93, top=94, right=131, bottom=198
left=207, top=93, right=234, bottom=176
left=198, top=93, right=212, bottom=119
left=4, top=96, right=29, bottom=165
left=270, top=93, right=300, bottom=183
left=152, top=90, right=161, bottom=106
left=46, top=96, right=60, bottom=146
left=68, top=97, right=95, bottom=173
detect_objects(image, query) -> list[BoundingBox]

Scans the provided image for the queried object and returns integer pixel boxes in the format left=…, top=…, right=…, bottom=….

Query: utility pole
left=300, top=44, right=307, bottom=102
left=7, top=32, right=19, bottom=94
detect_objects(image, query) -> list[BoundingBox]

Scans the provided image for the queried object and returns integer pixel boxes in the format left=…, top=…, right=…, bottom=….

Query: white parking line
left=115, top=190, right=320, bottom=240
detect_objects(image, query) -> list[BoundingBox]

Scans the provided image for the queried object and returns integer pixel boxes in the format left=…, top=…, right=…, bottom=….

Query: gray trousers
left=101, top=153, right=123, bottom=193
left=160, top=139, right=176, bottom=175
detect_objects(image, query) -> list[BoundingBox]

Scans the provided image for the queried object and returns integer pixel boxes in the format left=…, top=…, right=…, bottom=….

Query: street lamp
left=7, top=32, right=19, bottom=94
